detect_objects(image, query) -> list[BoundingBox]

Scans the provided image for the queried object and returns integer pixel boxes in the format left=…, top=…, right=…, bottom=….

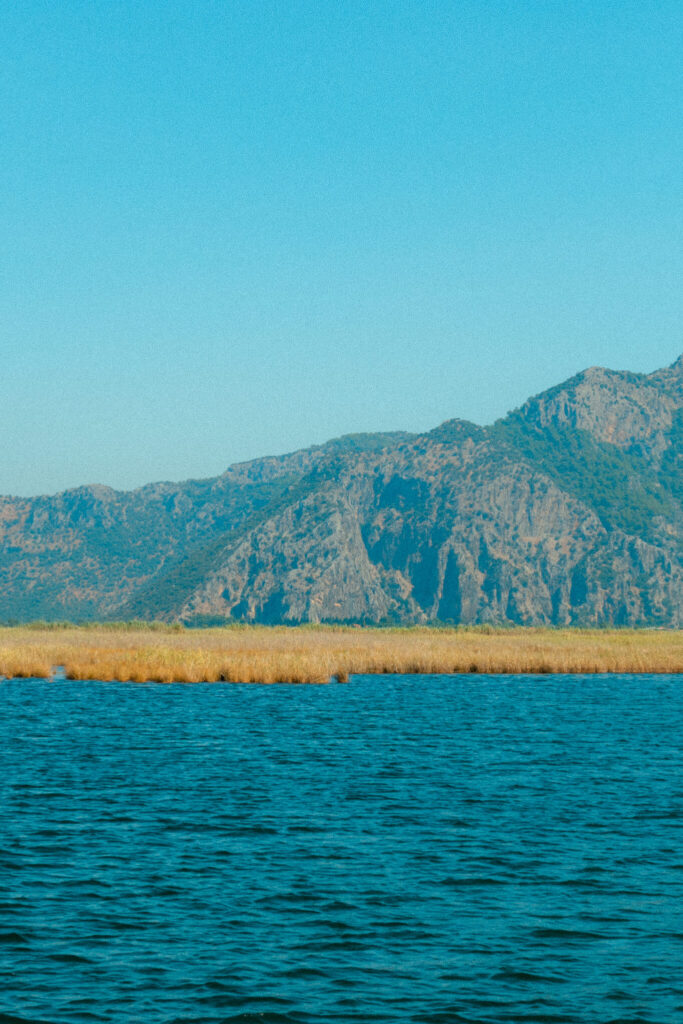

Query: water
left=1, top=674, right=681, bottom=1024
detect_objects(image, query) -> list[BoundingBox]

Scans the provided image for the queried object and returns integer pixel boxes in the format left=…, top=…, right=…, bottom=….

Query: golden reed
left=0, top=624, right=682, bottom=683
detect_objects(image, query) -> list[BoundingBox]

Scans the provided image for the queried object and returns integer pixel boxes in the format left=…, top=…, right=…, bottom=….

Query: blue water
left=0, top=674, right=681, bottom=1024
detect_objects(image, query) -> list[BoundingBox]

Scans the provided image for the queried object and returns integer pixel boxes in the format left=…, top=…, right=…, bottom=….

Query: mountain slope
left=2, top=357, right=682, bottom=626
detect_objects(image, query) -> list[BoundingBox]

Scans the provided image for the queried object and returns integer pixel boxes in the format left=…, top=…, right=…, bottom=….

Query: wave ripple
left=1, top=674, right=681, bottom=1023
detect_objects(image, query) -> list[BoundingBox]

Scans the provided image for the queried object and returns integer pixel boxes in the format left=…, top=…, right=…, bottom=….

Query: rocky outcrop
left=1, top=356, right=682, bottom=626
left=516, top=366, right=679, bottom=453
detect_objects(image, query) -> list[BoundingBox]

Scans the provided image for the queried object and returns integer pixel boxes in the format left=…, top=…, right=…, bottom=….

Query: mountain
left=2, top=356, right=683, bottom=626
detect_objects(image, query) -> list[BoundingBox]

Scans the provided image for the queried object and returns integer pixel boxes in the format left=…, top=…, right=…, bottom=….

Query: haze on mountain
left=1, top=354, right=682, bottom=628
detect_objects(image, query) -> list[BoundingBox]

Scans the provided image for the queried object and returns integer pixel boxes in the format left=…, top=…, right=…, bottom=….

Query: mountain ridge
left=2, top=355, right=682, bottom=626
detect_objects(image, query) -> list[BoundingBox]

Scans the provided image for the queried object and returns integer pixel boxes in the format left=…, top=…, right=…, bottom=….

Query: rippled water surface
left=1, top=674, right=682, bottom=1024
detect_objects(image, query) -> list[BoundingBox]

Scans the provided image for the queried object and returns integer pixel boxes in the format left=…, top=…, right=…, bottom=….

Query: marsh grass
left=0, top=624, right=682, bottom=683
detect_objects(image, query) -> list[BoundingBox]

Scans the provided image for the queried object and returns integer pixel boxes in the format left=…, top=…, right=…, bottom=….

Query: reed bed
left=0, top=624, right=682, bottom=683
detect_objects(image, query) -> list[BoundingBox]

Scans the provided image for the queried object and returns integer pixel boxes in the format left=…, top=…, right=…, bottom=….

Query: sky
left=2, top=1, right=682, bottom=496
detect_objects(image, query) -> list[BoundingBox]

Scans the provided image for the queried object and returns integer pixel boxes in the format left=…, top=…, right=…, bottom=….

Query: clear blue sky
left=2, top=1, right=681, bottom=496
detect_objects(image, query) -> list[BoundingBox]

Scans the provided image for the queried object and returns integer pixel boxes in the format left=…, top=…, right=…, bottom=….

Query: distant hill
left=2, top=356, right=682, bottom=626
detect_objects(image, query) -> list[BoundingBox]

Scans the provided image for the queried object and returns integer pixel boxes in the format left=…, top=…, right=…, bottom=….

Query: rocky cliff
left=2, top=357, right=682, bottom=626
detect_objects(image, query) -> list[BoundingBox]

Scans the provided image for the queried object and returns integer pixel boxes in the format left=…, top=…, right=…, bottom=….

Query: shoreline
left=1, top=624, right=682, bottom=683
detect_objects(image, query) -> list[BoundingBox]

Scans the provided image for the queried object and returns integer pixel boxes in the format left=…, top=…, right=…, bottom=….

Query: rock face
left=1, top=358, right=682, bottom=626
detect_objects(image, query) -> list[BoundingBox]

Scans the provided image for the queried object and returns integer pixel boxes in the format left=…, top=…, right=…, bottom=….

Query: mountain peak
left=671, top=353, right=683, bottom=373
